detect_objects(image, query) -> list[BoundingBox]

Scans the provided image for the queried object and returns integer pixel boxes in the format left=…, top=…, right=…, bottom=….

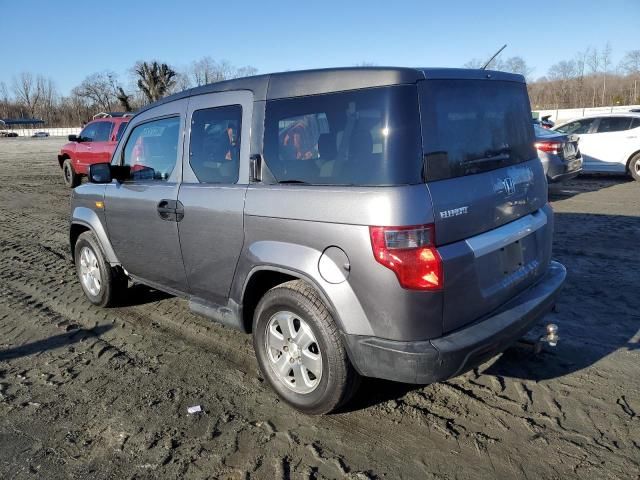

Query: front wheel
left=253, top=280, right=360, bottom=414
left=62, top=159, right=80, bottom=188
left=628, top=153, right=640, bottom=181
left=74, top=232, right=126, bottom=307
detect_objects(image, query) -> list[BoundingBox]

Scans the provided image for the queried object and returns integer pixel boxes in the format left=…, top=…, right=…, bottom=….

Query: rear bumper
left=547, top=157, right=583, bottom=183
left=343, top=261, right=566, bottom=384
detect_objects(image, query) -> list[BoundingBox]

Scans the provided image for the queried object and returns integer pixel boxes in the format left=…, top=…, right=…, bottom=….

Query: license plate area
left=563, top=142, right=577, bottom=158
left=499, top=239, right=525, bottom=276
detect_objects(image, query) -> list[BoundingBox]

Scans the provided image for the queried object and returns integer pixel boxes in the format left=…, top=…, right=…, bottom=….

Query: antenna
left=481, top=44, right=507, bottom=70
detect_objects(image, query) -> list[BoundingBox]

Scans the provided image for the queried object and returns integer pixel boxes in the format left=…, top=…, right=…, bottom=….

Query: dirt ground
left=0, top=137, right=638, bottom=480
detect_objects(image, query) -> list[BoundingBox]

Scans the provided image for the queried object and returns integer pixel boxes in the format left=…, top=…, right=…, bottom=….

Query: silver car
left=69, top=67, right=566, bottom=414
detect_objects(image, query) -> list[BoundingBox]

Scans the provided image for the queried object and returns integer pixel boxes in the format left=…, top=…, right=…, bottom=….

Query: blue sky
left=1, top=0, right=639, bottom=95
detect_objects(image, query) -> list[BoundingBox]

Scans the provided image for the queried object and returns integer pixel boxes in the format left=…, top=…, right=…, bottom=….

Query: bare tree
left=502, top=56, right=533, bottom=79
left=601, top=42, right=612, bottom=105
left=12, top=72, right=42, bottom=117
left=135, top=61, right=177, bottom=103
left=187, top=56, right=258, bottom=87
left=72, top=72, right=120, bottom=112
left=619, top=50, right=640, bottom=75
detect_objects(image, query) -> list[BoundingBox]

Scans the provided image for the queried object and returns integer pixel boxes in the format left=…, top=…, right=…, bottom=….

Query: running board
left=188, top=298, right=245, bottom=332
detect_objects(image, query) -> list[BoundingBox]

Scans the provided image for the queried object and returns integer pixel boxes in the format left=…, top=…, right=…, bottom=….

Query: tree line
left=1, top=46, right=639, bottom=128
left=0, top=57, right=257, bottom=127
left=466, top=45, right=640, bottom=109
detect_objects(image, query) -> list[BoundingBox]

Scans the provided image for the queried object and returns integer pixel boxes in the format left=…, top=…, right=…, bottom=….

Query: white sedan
left=553, top=113, right=640, bottom=181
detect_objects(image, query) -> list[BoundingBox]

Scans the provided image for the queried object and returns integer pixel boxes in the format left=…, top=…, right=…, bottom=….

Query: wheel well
left=69, top=223, right=90, bottom=261
left=241, top=270, right=298, bottom=333
left=58, top=154, right=70, bottom=169
left=626, top=150, right=640, bottom=172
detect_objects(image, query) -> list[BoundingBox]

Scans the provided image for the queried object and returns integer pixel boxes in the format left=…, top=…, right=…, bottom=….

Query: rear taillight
left=369, top=224, right=443, bottom=291
left=535, top=141, right=562, bottom=155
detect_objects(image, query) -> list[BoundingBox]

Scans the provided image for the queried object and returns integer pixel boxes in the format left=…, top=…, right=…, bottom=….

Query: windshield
left=263, top=85, right=422, bottom=186
left=419, top=79, right=536, bottom=181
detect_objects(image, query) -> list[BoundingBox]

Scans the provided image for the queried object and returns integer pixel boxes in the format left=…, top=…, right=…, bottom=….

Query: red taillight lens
left=369, top=224, right=443, bottom=290
left=535, top=141, right=562, bottom=154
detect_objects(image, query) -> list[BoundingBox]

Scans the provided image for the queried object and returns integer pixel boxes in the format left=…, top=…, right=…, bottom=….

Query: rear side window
left=632, top=118, right=640, bottom=129
left=115, top=121, right=128, bottom=141
left=122, top=117, right=180, bottom=181
left=556, top=118, right=596, bottom=135
left=189, top=105, right=242, bottom=183
left=93, top=121, right=114, bottom=142
left=596, top=117, right=633, bottom=133
left=419, top=80, right=536, bottom=181
left=264, top=86, right=422, bottom=186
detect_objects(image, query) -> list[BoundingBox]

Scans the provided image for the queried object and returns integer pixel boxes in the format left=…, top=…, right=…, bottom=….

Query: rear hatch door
left=418, top=76, right=552, bottom=333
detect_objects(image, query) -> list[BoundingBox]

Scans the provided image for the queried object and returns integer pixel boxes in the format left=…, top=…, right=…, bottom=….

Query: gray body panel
left=177, top=91, right=253, bottom=304
left=104, top=98, right=189, bottom=292
left=69, top=184, right=118, bottom=263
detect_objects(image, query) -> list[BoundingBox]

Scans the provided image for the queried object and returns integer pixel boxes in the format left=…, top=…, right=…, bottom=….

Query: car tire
left=628, top=153, right=640, bottom=182
left=253, top=280, right=360, bottom=414
left=74, top=231, right=127, bottom=307
left=63, top=159, right=81, bottom=188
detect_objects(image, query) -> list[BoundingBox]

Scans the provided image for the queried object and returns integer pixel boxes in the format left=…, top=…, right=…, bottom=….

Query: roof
left=136, top=67, right=525, bottom=115
left=0, top=118, right=45, bottom=126
left=558, top=112, right=640, bottom=124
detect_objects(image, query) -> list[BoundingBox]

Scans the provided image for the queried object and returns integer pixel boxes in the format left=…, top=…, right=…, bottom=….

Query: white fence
left=534, top=105, right=640, bottom=124
left=2, top=127, right=82, bottom=138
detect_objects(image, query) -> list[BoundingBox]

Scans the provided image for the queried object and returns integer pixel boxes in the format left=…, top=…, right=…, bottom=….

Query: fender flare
left=70, top=206, right=119, bottom=265
left=238, top=241, right=374, bottom=336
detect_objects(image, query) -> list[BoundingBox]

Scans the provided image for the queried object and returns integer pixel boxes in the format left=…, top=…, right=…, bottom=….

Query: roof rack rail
left=92, top=112, right=112, bottom=119
left=122, top=113, right=134, bottom=117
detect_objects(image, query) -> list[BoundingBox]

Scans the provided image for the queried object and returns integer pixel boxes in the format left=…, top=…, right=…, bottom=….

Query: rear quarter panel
left=235, top=184, right=445, bottom=341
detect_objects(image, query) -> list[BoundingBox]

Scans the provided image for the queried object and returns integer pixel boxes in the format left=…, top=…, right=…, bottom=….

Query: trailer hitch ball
left=541, top=323, right=559, bottom=347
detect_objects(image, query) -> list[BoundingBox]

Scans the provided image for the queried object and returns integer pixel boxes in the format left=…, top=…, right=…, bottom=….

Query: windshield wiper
left=462, top=148, right=511, bottom=165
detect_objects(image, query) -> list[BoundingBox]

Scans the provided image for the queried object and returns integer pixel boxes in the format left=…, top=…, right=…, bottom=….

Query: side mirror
left=89, top=163, right=112, bottom=183
left=68, top=134, right=79, bottom=142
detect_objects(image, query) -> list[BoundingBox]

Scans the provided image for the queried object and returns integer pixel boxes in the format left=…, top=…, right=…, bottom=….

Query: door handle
left=157, top=199, right=177, bottom=221
left=157, top=199, right=184, bottom=222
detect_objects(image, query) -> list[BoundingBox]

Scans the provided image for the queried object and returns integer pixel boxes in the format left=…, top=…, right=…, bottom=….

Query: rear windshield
left=263, top=85, right=422, bottom=186
left=419, top=80, right=536, bottom=181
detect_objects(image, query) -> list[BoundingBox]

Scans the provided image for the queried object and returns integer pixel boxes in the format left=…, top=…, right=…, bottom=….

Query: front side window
left=189, top=105, right=242, bottom=183
left=264, top=86, right=422, bottom=186
left=596, top=117, right=633, bottom=133
left=79, top=123, right=99, bottom=142
left=122, top=117, right=180, bottom=181
left=93, top=121, right=114, bottom=142
left=556, top=118, right=596, bottom=135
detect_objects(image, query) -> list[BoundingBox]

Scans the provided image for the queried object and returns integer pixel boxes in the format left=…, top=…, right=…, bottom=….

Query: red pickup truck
left=58, top=113, right=131, bottom=187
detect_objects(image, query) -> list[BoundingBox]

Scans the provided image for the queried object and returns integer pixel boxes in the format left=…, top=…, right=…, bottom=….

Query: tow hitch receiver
left=515, top=323, right=560, bottom=354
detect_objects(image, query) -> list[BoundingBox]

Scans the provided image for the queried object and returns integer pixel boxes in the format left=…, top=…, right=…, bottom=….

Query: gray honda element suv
left=70, top=67, right=566, bottom=414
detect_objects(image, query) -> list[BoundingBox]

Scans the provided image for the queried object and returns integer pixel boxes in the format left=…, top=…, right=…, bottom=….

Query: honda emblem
left=503, top=177, right=515, bottom=195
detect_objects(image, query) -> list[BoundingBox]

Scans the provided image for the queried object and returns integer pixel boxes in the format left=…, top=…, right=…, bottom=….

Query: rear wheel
left=74, top=231, right=126, bottom=307
left=628, top=153, right=640, bottom=181
left=62, top=159, right=80, bottom=188
left=253, top=280, right=360, bottom=414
